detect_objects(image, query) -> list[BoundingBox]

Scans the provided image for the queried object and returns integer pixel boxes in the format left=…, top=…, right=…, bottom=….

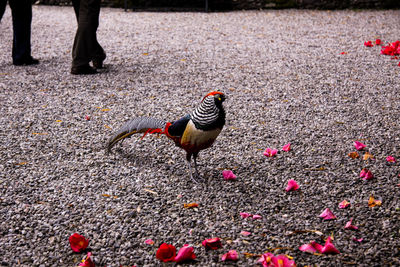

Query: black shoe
left=92, top=59, right=104, bottom=69
left=13, top=56, right=39, bottom=66
left=71, top=65, right=98, bottom=75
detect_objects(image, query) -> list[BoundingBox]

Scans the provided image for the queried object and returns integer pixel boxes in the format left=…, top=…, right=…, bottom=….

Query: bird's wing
left=167, top=114, right=191, bottom=137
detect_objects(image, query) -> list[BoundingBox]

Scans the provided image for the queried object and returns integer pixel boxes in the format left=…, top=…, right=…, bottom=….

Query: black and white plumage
left=107, top=91, right=226, bottom=182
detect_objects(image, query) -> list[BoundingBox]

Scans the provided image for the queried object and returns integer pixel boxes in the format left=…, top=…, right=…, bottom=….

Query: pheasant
left=107, top=91, right=226, bottom=182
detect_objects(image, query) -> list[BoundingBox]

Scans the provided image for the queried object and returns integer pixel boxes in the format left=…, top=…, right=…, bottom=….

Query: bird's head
left=202, top=91, right=225, bottom=106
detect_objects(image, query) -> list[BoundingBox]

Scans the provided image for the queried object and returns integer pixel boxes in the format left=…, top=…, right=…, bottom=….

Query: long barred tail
left=106, top=117, right=167, bottom=153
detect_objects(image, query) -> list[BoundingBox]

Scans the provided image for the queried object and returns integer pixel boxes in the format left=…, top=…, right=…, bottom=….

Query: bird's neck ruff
left=191, top=95, right=225, bottom=131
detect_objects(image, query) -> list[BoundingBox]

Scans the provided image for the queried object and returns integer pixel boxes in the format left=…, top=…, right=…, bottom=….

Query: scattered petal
left=360, top=168, right=374, bottom=180
left=183, top=203, right=199, bottom=209
left=241, top=231, right=251, bottom=236
left=285, top=179, right=299, bottom=192
left=156, top=243, right=176, bottom=262
left=368, top=195, right=382, bottom=207
left=354, top=141, right=366, bottom=151
left=321, top=236, right=340, bottom=254
left=257, top=253, right=275, bottom=266
left=340, top=51, right=348, bottom=55
left=375, top=39, right=382, bottom=45
left=299, top=243, right=318, bottom=254
left=240, top=212, right=252, bottom=219
left=339, top=200, right=351, bottom=209
left=264, top=148, right=278, bottom=157
left=252, top=214, right=262, bottom=220
left=282, top=143, right=291, bottom=152
left=319, top=208, right=336, bottom=220
left=353, top=237, right=364, bottom=242
left=174, top=244, right=196, bottom=263
left=85, top=115, right=90, bottom=121
left=386, top=156, right=396, bottom=163
left=364, top=41, right=373, bottom=47
left=363, top=152, right=374, bottom=160
left=145, top=239, right=154, bottom=245
left=222, top=170, right=237, bottom=180
left=221, top=250, right=239, bottom=262
left=69, top=233, right=89, bottom=253
left=344, top=218, right=359, bottom=230
left=202, top=237, right=222, bottom=250
left=348, top=151, right=359, bottom=159
left=79, top=252, right=95, bottom=267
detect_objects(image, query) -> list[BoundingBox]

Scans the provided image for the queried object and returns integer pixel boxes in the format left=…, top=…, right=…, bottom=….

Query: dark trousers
left=72, top=0, right=105, bottom=68
left=0, top=0, right=33, bottom=63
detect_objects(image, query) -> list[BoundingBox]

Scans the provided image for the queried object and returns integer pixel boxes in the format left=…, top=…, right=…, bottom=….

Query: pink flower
left=241, top=231, right=251, bottom=236
left=252, top=214, right=262, bottom=220
left=344, top=218, right=358, bottom=230
left=264, top=148, right=277, bottom=157
left=339, top=200, right=351, bottom=209
left=386, top=156, right=396, bottom=163
left=257, top=253, right=275, bottom=266
left=272, top=254, right=296, bottom=267
left=221, top=250, right=238, bottom=262
left=240, top=212, right=252, bottom=219
left=174, top=244, right=196, bottom=263
left=375, top=39, right=382, bottom=45
left=79, top=252, right=95, bottom=267
left=285, top=179, right=299, bottom=192
left=360, top=168, right=373, bottom=180
left=202, top=238, right=222, bottom=250
left=69, top=233, right=89, bottom=253
left=321, top=236, right=340, bottom=254
left=354, top=141, right=366, bottom=151
left=319, top=208, right=336, bottom=220
left=364, top=41, right=373, bottom=47
left=145, top=239, right=154, bottom=245
left=282, top=143, right=291, bottom=152
left=222, top=170, right=237, bottom=180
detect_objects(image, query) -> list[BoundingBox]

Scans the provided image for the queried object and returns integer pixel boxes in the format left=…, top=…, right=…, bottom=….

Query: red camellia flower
left=375, top=39, right=381, bottom=45
left=202, top=237, right=222, bottom=250
left=364, top=41, right=373, bottom=47
left=156, top=243, right=176, bottom=262
left=79, top=252, right=95, bottom=267
left=69, top=233, right=89, bottom=253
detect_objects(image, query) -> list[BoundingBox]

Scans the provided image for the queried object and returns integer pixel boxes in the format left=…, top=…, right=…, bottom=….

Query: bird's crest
left=202, top=91, right=224, bottom=102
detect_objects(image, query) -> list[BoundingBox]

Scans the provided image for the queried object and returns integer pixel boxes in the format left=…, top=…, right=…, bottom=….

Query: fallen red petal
left=156, top=243, right=176, bottom=262
left=354, top=141, right=366, bottom=151
left=364, top=41, right=373, bottom=47
left=339, top=200, right=351, bottom=209
left=319, top=208, right=336, bottom=220
left=344, top=218, right=359, bottom=230
left=174, top=244, right=196, bottom=263
left=222, top=170, right=237, bottom=180
left=285, top=179, right=299, bottom=192
left=221, top=250, right=239, bottom=261
left=69, top=233, right=89, bottom=253
left=202, top=237, right=222, bottom=250
left=79, top=252, right=95, bottom=267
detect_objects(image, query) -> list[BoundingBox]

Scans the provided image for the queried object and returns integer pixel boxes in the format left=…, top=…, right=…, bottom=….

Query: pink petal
left=282, top=143, right=291, bottom=152
left=240, top=212, right=252, bottom=219
left=364, top=41, right=373, bottom=47
left=344, top=218, right=358, bottom=230
left=174, top=244, right=196, bottom=263
left=386, top=156, right=396, bottom=163
left=79, top=252, right=95, bottom=267
left=252, top=214, right=262, bottom=220
left=85, top=115, right=91, bottom=121
left=353, top=237, right=363, bottom=242
left=338, top=200, right=351, bottom=209
left=221, top=250, right=238, bottom=261
left=321, top=236, right=340, bottom=254
left=240, top=231, right=251, bottom=236
left=376, top=39, right=382, bottom=45
left=285, top=179, right=299, bottom=192
left=263, top=148, right=278, bottom=157
left=145, top=239, right=154, bottom=245
left=222, top=170, right=237, bottom=180
left=319, top=208, right=336, bottom=220
left=354, top=141, right=366, bottom=151
left=360, top=169, right=374, bottom=180
left=299, top=243, right=318, bottom=253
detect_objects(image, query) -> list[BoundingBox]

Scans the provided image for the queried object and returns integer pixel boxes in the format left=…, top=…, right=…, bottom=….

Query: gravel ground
left=1, top=5, right=400, bottom=267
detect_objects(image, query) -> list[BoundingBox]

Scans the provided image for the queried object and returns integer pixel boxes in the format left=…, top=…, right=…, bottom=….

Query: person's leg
left=9, top=0, right=38, bottom=65
left=71, top=0, right=104, bottom=73
left=0, top=0, right=7, bottom=22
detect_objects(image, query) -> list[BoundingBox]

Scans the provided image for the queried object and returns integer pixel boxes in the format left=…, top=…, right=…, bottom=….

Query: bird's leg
left=186, top=153, right=201, bottom=183
left=193, top=153, right=200, bottom=179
